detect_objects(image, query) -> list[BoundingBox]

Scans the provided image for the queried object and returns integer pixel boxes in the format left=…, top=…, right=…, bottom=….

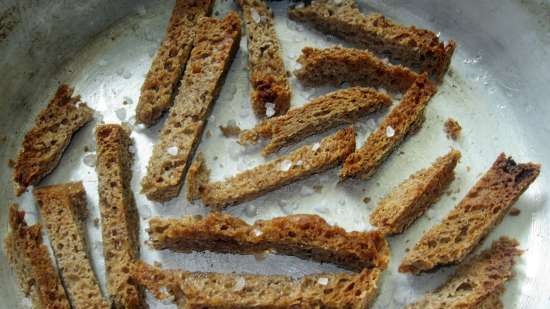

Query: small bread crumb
left=219, top=120, right=242, bottom=137
left=363, top=197, right=371, bottom=204
left=8, top=159, right=15, bottom=168
left=509, top=207, right=521, bottom=216
left=444, top=118, right=462, bottom=140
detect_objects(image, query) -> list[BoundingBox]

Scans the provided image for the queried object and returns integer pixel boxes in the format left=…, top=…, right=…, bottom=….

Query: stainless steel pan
left=1, top=0, right=549, bottom=308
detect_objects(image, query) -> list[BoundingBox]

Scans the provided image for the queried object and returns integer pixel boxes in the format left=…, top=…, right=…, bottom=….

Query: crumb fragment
left=8, top=159, right=15, bottom=168
left=219, top=120, right=242, bottom=137
left=444, top=118, right=462, bottom=140
left=509, top=208, right=521, bottom=216
left=363, top=196, right=371, bottom=204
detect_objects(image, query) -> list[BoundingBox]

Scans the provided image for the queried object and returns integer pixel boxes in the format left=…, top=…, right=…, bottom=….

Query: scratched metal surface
left=0, top=0, right=549, bottom=308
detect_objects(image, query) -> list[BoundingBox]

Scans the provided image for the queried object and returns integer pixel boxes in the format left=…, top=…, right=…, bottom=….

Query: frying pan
left=1, top=0, right=549, bottom=308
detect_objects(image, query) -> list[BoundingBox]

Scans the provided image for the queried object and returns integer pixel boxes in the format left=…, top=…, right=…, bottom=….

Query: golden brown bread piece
left=444, top=117, right=462, bottom=140
left=95, top=124, right=144, bottom=309
left=131, top=261, right=381, bottom=309
left=239, top=87, right=391, bottom=156
left=12, top=84, right=94, bottom=196
left=370, top=149, right=461, bottom=235
left=4, top=204, right=71, bottom=309
left=141, top=12, right=242, bottom=202
left=400, top=154, right=540, bottom=274
left=295, top=46, right=419, bottom=93
left=136, top=0, right=214, bottom=126
left=185, top=152, right=210, bottom=202
left=288, top=0, right=456, bottom=81
left=147, top=212, right=389, bottom=271
left=340, top=74, right=436, bottom=180
left=200, top=127, right=356, bottom=209
left=33, top=182, right=110, bottom=309
left=406, top=237, right=521, bottom=309
left=237, top=0, right=291, bottom=118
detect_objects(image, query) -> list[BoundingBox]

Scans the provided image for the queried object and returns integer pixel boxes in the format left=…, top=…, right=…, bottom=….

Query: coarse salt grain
left=234, top=277, right=246, bottom=291
left=295, top=160, right=304, bottom=166
left=386, top=126, right=395, bottom=137
left=252, top=228, right=263, bottom=237
left=83, top=153, right=97, bottom=167
left=166, top=146, right=179, bottom=156
left=317, top=277, right=329, bottom=285
left=311, top=142, right=321, bottom=151
left=279, top=159, right=292, bottom=172
left=251, top=8, right=261, bottom=23
left=265, top=103, right=276, bottom=117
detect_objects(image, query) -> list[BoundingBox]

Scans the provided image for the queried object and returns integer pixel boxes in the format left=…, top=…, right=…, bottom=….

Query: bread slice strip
left=200, top=127, right=356, bottom=209
left=141, top=12, right=242, bottom=202
left=399, top=153, right=540, bottom=274
left=239, top=87, right=391, bottom=156
left=12, top=84, right=94, bottom=196
left=340, top=74, right=436, bottom=180
left=406, top=237, right=521, bottom=309
left=4, top=204, right=71, bottom=309
left=288, top=0, right=456, bottom=81
left=135, top=0, right=213, bottom=126
left=148, top=212, right=389, bottom=271
left=95, top=124, right=144, bottom=308
left=185, top=152, right=210, bottom=202
left=370, top=149, right=461, bottom=235
left=237, top=0, right=291, bottom=118
left=295, top=46, right=419, bottom=93
left=33, top=182, right=110, bottom=309
left=131, top=261, right=381, bottom=309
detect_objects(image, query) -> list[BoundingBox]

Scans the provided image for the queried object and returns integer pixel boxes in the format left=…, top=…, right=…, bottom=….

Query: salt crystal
left=166, top=146, right=179, bottom=156
left=251, top=8, right=261, bottom=23
left=311, top=142, right=321, bottom=151
left=265, top=103, right=276, bottom=117
left=252, top=228, right=263, bottom=237
left=115, top=108, right=127, bottom=121
left=83, top=153, right=97, bottom=167
left=386, top=126, right=395, bottom=137
left=295, top=160, right=304, bottom=166
left=208, top=114, right=216, bottom=121
left=279, top=159, right=292, bottom=172
left=234, top=277, right=246, bottom=291
left=314, top=207, right=330, bottom=214
left=317, top=277, right=329, bottom=285
left=300, top=185, right=315, bottom=196
left=244, top=204, right=257, bottom=217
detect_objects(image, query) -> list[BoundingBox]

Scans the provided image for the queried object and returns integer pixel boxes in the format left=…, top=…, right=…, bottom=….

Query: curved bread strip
left=370, top=149, right=461, bottom=235
left=237, top=0, right=291, bottom=117
left=289, top=0, right=456, bottom=81
left=399, top=154, right=540, bottom=274
left=340, top=75, right=436, bottom=180
left=136, top=0, right=214, bottom=126
left=239, top=87, right=391, bottom=156
left=148, top=212, right=389, bottom=271
left=34, top=182, right=110, bottom=309
left=295, top=46, right=419, bottom=93
left=4, top=205, right=71, bottom=309
left=406, top=237, right=521, bottom=309
left=131, top=262, right=381, bottom=309
left=141, top=12, right=242, bottom=202
left=12, top=85, right=94, bottom=196
left=201, top=127, right=356, bottom=209
left=95, top=125, right=144, bottom=308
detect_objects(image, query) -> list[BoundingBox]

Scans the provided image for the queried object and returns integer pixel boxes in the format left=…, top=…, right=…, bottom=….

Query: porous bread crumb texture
left=406, top=237, right=521, bottom=309
left=4, top=204, right=71, bottom=309
left=200, top=127, right=356, bottom=209
left=131, top=261, right=381, bottom=309
left=239, top=86, right=391, bottom=156
left=399, top=154, right=540, bottom=274
left=136, top=0, right=213, bottom=126
left=141, top=12, right=242, bottom=202
left=95, top=124, right=144, bottom=309
left=237, top=0, right=291, bottom=118
left=340, top=74, right=436, bottom=180
left=12, top=84, right=94, bottom=196
left=186, top=152, right=210, bottom=202
left=147, top=212, right=389, bottom=271
left=295, top=46, right=419, bottom=93
left=444, top=117, right=462, bottom=140
left=370, top=149, right=461, bottom=235
left=33, top=182, right=110, bottom=309
left=289, top=0, right=456, bottom=81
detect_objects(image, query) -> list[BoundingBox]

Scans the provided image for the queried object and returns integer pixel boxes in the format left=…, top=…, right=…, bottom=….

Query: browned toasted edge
left=12, top=84, right=94, bottom=196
